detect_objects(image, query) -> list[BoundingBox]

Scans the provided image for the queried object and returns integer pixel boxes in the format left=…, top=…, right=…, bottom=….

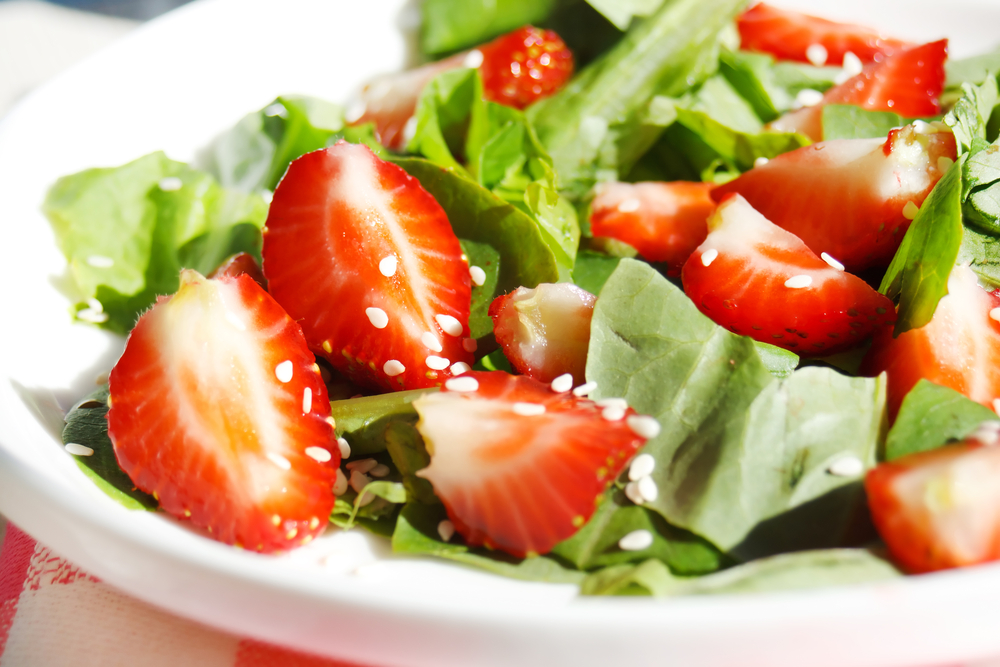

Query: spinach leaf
left=460, top=239, right=501, bottom=339
left=585, top=0, right=665, bottom=30
left=420, top=0, right=558, bottom=56
left=572, top=250, right=622, bottom=295
left=821, top=105, right=904, bottom=141
left=753, top=341, right=799, bottom=379
left=719, top=49, right=841, bottom=120
left=947, top=50, right=1000, bottom=88
left=44, top=152, right=268, bottom=334
left=944, top=77, right=999, bottom=155
left=957, top=225, right=1000, bottom=288
left=408, top=68, right=482, bottom=171
left=330, top=389, right=436, bottom=457
left=885, top=380, right=999, bottom=461
left=384, top=422, right=438, bottom=505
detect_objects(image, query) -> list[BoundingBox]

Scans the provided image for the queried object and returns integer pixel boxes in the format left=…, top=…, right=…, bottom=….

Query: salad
left=42, top=0, right=1000, bottom=595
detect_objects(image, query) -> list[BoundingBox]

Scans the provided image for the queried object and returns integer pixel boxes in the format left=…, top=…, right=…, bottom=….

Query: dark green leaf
left=420, top=0, right=557, bottom=56
left=572, top=250, right=622, bottom=295
left=957, top=225, right=1000, bottom=288
left=886, top=380, right=999, bottom=461
left=459, top=239, right=501, bottom=339
left=585, top=0, right=664, bottom=30
left=331, top=389, right=436, bottom=457
left=719, top=49, right=840, bottom=120
left=384, top=421, right=439, bottom=505
left=821, top=105, right=904, bottom=141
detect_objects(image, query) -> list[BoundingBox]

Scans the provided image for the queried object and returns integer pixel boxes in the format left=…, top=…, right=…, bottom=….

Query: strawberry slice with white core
left=488, top=283, right=596, bottom=386
left=866, top=424, right=1000, bottom=573
left=681, top=194, right=896, bottom=355
left=863, top=265, right=1000, bottom=420
left=415, top=371, right=652, bottom=557
left=770, top=40, right=948, bottom=141
left=262, top=142, right=473, bottom=392
left=712, top=123, right=957, bottom=272
left=107, top=270, right=338, bottom=553
left=589, top=181, right=715, bottom=276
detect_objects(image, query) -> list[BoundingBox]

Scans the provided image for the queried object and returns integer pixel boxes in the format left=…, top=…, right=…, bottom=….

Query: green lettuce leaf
left=420, top=0, right=558, bottom=56
left=718, top=49, right=841, bottom=121
left=408, top=68, right=482, bottom=171
left=585, top=0, right=665, bottom=30
left=885, top=380, right=998, bottom=461
left=384, top=421, right=439, bottom=505
left=330, top=389, right=436, bottom=457
left=821, top=105, right=905, bottom=141
left=944, top=77, right=999, bottom=155
left=947, top=50, right=1000, bottom=88
left=572, top=250, right=622, bottom=295
left=460, top=239, right=501, bottom=339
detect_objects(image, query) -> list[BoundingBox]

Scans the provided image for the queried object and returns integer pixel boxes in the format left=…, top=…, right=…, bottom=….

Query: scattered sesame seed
left=469, top=266, right=487, bottom=286
left=573, top=381, right=598, bottom=397
left=344, top=99, right=367, bottom=123
left=267, top=452, right=292, bottom=470
left=349, top=469, right=372, bottom=493
left=402, top=116, right=419, bottom=145
left=333, top=469, right=349, bottom=496
left=618, top=529, right=654, bottom=551
left=370, top=464, right=391, bottom=478
left=264, top=102, right=287, bottom=117
left=158, top=176, right=183, bottom=192
left=337, top=437, right=351, bottom=459
left=902, top=201, right=920, bottom=220
left=795, top=88, right=824, bottom=108
left=438, top=520, right=456, bottom=542
left=701, top=249, right=718, bottom=267
left=76, top=307, right=109, bottom=324
left=305, top=446, right=332, bottom=463
left=379, top=256, right=397, bottom=277
left=821, top=252, right=845, bottom=271
left=261, top=190, right=273, bottom=204
left=463, top=49, right=484, bottom=68
left=65, top=443, right=94, bottom=457
left=384, top=359, right=406, bottom=376
left=627, top=415, right=661, bottom=440
left=86, top=298, right=104, bottom=314
left=275, top=360, right=294, bottom=383
left=463, top=338, right=478, bottom=353
left=911, top=120, right=931, bottom=134
left=843, top=51, right=863, bottom=75
left=346, top=458, right=378, bottom=474
left=421, top=332, right=443, bottom=352
left=805, top=43, right=828, bottom=66
left=366, top=307, right=389, bottom=329
left=624, top=481, right=644, bottom=505
left=436, top=314, right=464, bottom=337
left=628, top=453, right=656, bottom=480
left=449, top=362, right=471, bottom=376
left=445, top=376, right=479, bottom=392
left=513, top=402, right=546, bottom=416
left=602, top=405, right=626, bottom=421
left=302, top=387, right=312, bottom=413
left=86, top=255, right=114, bottom=268
left=754, top=156, right=769, bottom=168
left=596, top=397, right=628, bottom=409
left=426, top=356, right=450, bottom=370
left=784, top=274, right=813, bottom=289
left=637, top=476, right=658, bottom=502
left=826, top=455, right=864, bottom=477
left=550, top=373, right=573, bottom=393
left=938, top=156, right=955, bottom=173
left=969, top=421, right=1000, bottom=446
left=617, top=198, right=641, bottom=213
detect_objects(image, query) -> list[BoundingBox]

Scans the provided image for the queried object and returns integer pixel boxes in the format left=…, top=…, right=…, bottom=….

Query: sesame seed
left=449, top=362, right=471, bottom=376
left=596, top=397, right=628, bottom=409
left=573, top=381, right=597, bottom=397
left=637, top=476, right=658, bottom=502
left=305, top=446, right=331, bottom=463
left=158, top=176, right=183, bottom=191
left=843, top=51, right=863, bottom=76
left=617, top=198, right=641, bottom=213
left=426, top=356, right=450, bottom=370
left=795, top=89, right=824, bottom=108
left=628, top=453, right=656, bottom=480
left=402, top=116, right=419, bottom=145
left=969, top=421, right=1000, bottom=446
left=550, top=373, right=573, bottom=393
left=346, top=458, right=378, bottom=474
left=86, top=255, right=114, bottom=268
left=65, top=443, right=94, bottom=457
left=344, top=100, right=366, bottom=123
left=86, top=298, right=104, bottom=314
left=912, top=120, right=931, bottom=134
left=602, top=405, right=626, bottom=421
left=513, top=402, right=546, bottom=416
left=349, top=469, right=372, bottom=493
left=379, top=256, right=397, bottom=277
left=624, top=481, right=644, bottom=505
left=384, top=359, right=406, bottom=376
left=438, top=520, right=456, bottom=542
left=463, top=338, right=478, bottom=352
left=902, top=201, right=920, bottom=220
left=275, top=360, right=293, bottom=383
left=805, top=43, right=828, bottom=66
left=463, top=49, right=484, bottom=68
left=754, top=156, right=769, bottom=168
left=701, top=249, right=718, bottom=267
left=627, top=415, right=661, bottom=440
left=366, top=307, right=389, bottom=329
left=264, top=102, right=287, bottom=117
left=76, top=307, right=109, bottom=324
left=469, top=266, right=487, bottom=286
left=826, top=455, right=864, bottom=477
left=267, top=452, right=292, bottom=470
left=370, top=464, right=391, bottom=478
left=445, top=376, right=479, bottom=392
left=938, top=156, right=955, bottom=173
left=618, top=529, right=654, bottom=551
left=435, top=314, right=464, bottom=337
left=337, top=437, right=352, bottom=459
left=784, top=274, right=813, bottom=289
left=421, top=332, right=443, bottom=352
left=333, top=469, right=349, bottom=496
left=261, top=190, right=273, bottom=204
left=302, top=387, right=312, bottom=413
left=821, top=252, right=845, bottom=271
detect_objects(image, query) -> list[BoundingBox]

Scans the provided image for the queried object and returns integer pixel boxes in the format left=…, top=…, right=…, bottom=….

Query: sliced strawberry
left=862, top=265, right=1000, bottom=420
left=477, top=26, right=574, bottom=110
left=488, top=282, right=596, bottom=386
left=770, top=40, right=948, bottom=141
left=107, top=270, right=338, bottom=553
left=712, top=123, right=957, bottom=271
left=737, top=3, right=912, bottom=66
left=262, top=141, right=473, bottom=392
left=866, top=422, right=1000, bottom=573
left=681, top=194, right=895, bottom=355
left=208, top=251, right=266, bottom=289
left=414, top=371, right=653, bottom=557
left=589, top=181, right=715, bottom=276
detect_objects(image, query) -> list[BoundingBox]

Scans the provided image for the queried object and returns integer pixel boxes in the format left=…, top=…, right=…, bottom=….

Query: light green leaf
left=886, top=380, right=999, bottom=461
left=420, top=0, right=557, bottom=56
left=821, top=105, right=904, bottom=141
left=753, top=341, right=799, bottom=379
left=459, top=239, right=501, bottom=339
left=572, top=250, right=622, bottom=295
left=585, top=0, right=665, bottom=30
left=407, top=68, right=482, bottom=172
left=330, top=389, right=436, bottom=457
left=944, top=77, right=999, bottom=155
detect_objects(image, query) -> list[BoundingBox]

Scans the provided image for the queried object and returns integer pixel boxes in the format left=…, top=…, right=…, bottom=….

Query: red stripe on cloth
left=234, top=638, right=377, bottom=667
left=0, top=524, right=38, bottom=657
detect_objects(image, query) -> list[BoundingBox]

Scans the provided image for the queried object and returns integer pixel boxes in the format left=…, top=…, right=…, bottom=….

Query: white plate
left=2, top=1, right=1000, bottom=665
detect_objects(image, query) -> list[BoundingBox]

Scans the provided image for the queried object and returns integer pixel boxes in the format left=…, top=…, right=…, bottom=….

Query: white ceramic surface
left=2, top=1, right=1000, bottom=665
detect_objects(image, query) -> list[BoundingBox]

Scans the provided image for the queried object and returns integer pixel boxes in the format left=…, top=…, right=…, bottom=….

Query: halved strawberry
left=737, top=3, right=912, bottom=66
left=414, top=371, right=654, bottom=557
left=681, top=194, right=895, bottom=355
left=866, top=422, right=1000, bottom=573
left=107, top=270, right=338, bottom=553
left=208, top=251, right=266, bottom=289
left=262, top=141, right=473, bottom=392
left=770, top=40, right=948, bottom=141
left=488, top=282, right=596, bottom=386
left=711, top=123, right=957, bottom=271
left=589, top=181, right=715, bottom=276
left=862, top=265, right=1000, bottom=420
